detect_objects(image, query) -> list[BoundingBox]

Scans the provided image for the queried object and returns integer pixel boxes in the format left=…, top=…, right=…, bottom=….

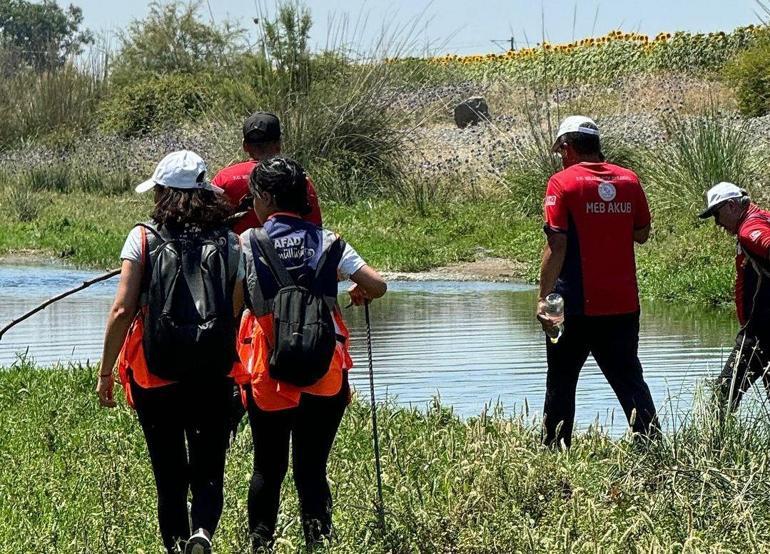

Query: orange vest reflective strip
left=237, top=307, right=352, bottom=411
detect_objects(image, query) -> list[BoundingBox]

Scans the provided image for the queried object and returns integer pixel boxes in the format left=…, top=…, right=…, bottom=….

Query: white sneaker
left=184, top=529, right=212, bottom=554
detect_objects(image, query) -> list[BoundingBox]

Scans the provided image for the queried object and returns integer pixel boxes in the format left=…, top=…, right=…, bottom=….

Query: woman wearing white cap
left=96, top=150, right=246, bottom=554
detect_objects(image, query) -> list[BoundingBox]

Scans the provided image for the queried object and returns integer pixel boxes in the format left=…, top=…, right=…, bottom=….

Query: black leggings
left=543, top=312, right=659, bottom=448
left=131, top=378, right=232, bottom=553
left=246, top=375, right=349, bottom=548
left=717, top=331, right=770, bottom=412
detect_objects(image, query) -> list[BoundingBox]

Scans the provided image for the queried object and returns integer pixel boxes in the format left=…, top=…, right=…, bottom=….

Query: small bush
left=2, top=185, right=40, bottom=222
left=502, top=162, right=551, bottom=217
left=99, top=74, right=216, bottom=137
left=71, top=167, right=134, bottom=195
left=724, top=32, right=770, bottom=117
left=22, top=164, right=71, bottom=193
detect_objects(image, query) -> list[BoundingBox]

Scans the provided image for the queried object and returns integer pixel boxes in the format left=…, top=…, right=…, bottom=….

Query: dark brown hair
left=248, top=156, right=311, bottom=215
left=151, top=186, right=233, bottom=228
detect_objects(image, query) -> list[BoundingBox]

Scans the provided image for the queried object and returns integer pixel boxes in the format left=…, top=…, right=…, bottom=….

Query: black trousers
left=246, top=375, right=349, bottom=549
left=542, top=311, right=658, bottom=448
left=717, top=330, right=770, bottom=412
left=131, top=377, right=232, bottom=553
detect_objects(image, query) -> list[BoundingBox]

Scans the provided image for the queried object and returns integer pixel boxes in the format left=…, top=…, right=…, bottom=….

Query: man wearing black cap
left=212, top=111, right=322, bottom=234
left=699, top=182, right=770, bottom=411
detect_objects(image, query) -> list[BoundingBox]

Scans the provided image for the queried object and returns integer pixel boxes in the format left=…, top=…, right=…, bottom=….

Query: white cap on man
left=552, top=115, right=600, bottom=152
left=698, top=182, right=748, bottom=219
left=135, top=150, right=224, bottom=194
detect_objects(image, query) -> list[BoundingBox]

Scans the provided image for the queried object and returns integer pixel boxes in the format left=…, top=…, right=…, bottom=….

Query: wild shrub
left=2, top=185, right=40, bottom=222
left=21, top=164, right=71, bottom=193
left=724, top=31, right=770, bottom=117
left=0, top=60, right=104, bottom=148
left=70, top=167, right=134, bottom=195
left=99, top=74, right=216, bottom=137
left=214, top=1, right=430, bottom=204
left=644, top=112, right=765, bottom=212
left=108, top=0, right=244, bottom=87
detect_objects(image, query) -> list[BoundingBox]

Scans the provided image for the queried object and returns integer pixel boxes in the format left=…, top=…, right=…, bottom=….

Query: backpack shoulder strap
left=250, top=227, right=294, bottom=288
left=134, top=221, right=171, bottom=283
left=313, top=236, right=342, bottom=281
left=134, top=221, right=167, bottom=243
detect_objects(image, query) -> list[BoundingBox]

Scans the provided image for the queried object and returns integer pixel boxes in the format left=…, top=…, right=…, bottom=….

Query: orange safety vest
left=237, top=306, right=353, bottom=411
left=116, top=225, right=248, bottom=408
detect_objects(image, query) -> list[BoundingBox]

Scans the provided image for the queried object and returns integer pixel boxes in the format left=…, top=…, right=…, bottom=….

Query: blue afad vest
left=238, top=214, right=351, bottom=411
left=245, top=215, right=343, bottom=313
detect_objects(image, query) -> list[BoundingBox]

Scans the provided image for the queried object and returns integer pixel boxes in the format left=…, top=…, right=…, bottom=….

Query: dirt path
left=381, top=257, right=528, bottom=282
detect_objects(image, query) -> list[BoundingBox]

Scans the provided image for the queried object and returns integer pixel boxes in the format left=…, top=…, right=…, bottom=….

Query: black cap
left=243, top=111, right=281, bottom=144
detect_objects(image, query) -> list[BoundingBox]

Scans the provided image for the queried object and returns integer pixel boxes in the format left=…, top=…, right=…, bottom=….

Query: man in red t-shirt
left=699, top=182, right=770, bottom=411
left=212, top=111, right=322, bottom=234
left=537, top=115, right=658, bottom=448
left=214, top=112, right=324, bottom=441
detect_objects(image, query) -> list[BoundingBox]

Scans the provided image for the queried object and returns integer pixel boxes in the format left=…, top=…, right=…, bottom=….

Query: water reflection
left=0, top=265, right=739, bottom=432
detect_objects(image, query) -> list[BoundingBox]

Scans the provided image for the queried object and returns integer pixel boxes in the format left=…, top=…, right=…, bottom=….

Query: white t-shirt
left=120, top=225, right=245, bottom=280
left=239, top=228, right=366, bottom=280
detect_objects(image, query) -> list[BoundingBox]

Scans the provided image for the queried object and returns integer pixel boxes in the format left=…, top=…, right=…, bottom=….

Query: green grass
left=0, top=191, right=545, bottom=276
left=0, top=191, right=151, bottom=268
left=2, top=363, right=770, bottom=552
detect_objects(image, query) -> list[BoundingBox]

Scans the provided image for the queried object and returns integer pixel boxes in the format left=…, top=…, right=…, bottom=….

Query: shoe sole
left=185, top=538, right=211, bottom=554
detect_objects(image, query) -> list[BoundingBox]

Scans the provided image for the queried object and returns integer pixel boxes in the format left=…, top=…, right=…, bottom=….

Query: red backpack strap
left=140, top=225, right=147, bottom=265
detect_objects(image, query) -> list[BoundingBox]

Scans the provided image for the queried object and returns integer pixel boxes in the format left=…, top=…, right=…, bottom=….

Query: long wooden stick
left=0, top=268, right=121, bottom=341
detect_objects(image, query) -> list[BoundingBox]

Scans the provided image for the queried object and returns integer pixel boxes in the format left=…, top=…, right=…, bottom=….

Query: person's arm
left=96, top=259, right=142, bottom=407
left=537, top=233, right=567, bottom=328
left=634, top=180, right=652, bottom=245
left=537, top=176, right=568, bottom=327
left=634, top=224, right=651, bottom=244
left=348, top=265, right=387, bottom=305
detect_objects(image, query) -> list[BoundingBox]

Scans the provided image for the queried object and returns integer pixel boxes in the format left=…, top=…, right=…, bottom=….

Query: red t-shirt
left=544, top=162, right=651, bottom=316
left=735, top=204, right=770, bottom=325
left=211, top=160, right=322, bottom=235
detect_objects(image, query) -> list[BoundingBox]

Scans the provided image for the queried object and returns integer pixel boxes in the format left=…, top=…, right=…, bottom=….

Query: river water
left=0, top=264, right=741, bottom=432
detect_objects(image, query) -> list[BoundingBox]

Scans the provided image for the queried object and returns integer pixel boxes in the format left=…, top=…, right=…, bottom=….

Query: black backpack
left=138, top=222, right=236, bottom=381
left=250, top=227, right=338, bottom=387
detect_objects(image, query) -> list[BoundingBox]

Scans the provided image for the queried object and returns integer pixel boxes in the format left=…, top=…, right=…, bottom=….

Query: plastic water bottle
left=544, top=293, right=564, bottom=344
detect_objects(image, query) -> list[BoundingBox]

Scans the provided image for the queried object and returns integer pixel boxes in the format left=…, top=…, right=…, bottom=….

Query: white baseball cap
left=552, top=115, right=600, bottom=152
left=698, top=182, right=748, bottom=218
left=135, top=150, right=224, bottom=194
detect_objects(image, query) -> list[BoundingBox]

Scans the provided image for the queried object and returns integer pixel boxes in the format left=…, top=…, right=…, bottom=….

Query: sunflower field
left=390, top=25, right=764, bottom=84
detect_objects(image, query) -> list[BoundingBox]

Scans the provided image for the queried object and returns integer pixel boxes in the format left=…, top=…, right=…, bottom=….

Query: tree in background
left=109, top=0, right=244, bottom=86
left=0, top=0, right=93, bottom=73
left=99, top=0, right=246, bottom=136
left=260, top=1, right=312, bottom=95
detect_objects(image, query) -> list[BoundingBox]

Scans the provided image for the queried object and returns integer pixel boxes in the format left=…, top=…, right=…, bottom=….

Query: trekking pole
left=0, top=268, right=121, bottom=341
left=364, top=300, right=386, bottom=532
